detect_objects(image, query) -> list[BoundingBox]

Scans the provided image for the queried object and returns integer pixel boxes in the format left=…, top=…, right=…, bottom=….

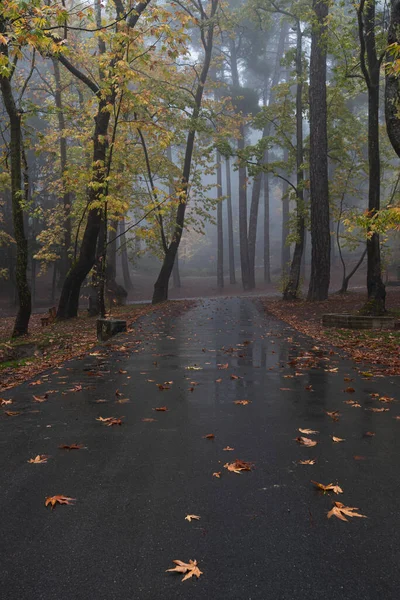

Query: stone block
left=97, top=319, right=127, bottom=341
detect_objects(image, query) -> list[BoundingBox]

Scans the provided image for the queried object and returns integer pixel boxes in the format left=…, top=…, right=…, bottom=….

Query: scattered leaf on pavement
left=224, top=459, right=253, bottom=474
left=185, top=514, right=200, bottom=522
left=312, top=481, right=343, bottom=494
left=332, top=436, right=345, bottom=443
left=212, top=472, right=221, bottom=478
left=166, top=559, right=203, bottom=582
left=299, top=459, right=316, bottom=465
left=327, top=502, right=367, bottom=522
left=298, top=428, right=319, bottom=435
left=295, top=436, right=317, bottom=447
left=153, top=406, right=168, bottom=412
left=59, top=444, right=84, bottom=450
left=233, top=400, right=251, bottom=406
left=28, top=455, right=48, bottom=464
left=223, top=446, right=234, bottom=451
left=45, top=495, right=75, bottom=510
left=203, top=434, right=215, bottom=439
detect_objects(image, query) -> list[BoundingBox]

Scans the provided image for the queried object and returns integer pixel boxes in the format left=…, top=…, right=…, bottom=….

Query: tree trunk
left=225, top=157, right=236, bottom=284
left=307, top=0, right=330, bottom=301
left=172, top=252, right=181, bottom=288
left=385, top=0, right=400, bottom=158
left=281, top=170, right=290, bottom=276
left=238, top=127, right=251, bottom=290
left=152, top=2, right=218, bottom=304
left=52, top=58, right=72, bottom=282
left=248, top=171, right=262, bottom=289
left=216, top=150, right=224, bottom=288
left=0, top=40, right=32, bottom=337
left=283, top=22, right=305, bottom=300
left=263, top=170, right=271, bottom=284
left=119, top=217, right=133, bottom=291
left=358, top=0, right=386, bottom=314
left=57, top=99, right=111, bottom=318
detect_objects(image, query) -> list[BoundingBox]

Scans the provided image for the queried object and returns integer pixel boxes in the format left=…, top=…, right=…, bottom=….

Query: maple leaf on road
left=312, top=481, right=343, bottom=494
left=233, top=400, right=251, bottom=406
left=212, top=472, right=221, bottom=478
left=326, top=411, right=340, bottom=421
left=59, top=444, right=84, bottom=450
left=185, top=514, right=200, bottom=522
left=0, top=398, right=12, bottom=406
left=5, top=410, right=20, bottom=416
left=295, top=436, right=317, bottom=447
left=96, top=416, right=123, bottom=426
left=203, top=433, right=215, bottom=439
left=28, top=455, right=48, bottom=464
left=153, top=406, right=168, bottom=412
left=33, top=395, right=48, bottom=403
left=223, top=446, right=234, bottom=451
left=327, top=501, right=367, bottom=522
left=298, top=428, right=319, bottom=435
left=299, top=459, right=316, bottom=465
left=166, top=559, right=203, bottom=582
left=224, top=459, right=253, bottom=474
left=45, top=495, right=75, bottom=510
left=332, top=436, right=345, bottom=443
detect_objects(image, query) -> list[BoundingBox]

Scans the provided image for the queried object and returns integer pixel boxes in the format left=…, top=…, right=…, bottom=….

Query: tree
left=307, top=0, right=330, bottom=301
left=386, top=1, right=400, bottom=157
left=355, top=0, right=386, bottom=314
left=0, top=16, right=31, bottom=337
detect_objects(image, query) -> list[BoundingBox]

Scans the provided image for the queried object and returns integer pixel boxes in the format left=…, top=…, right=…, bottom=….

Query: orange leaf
left=166, top=559, right=203, bottom=582
left=45, top=495, right=75, bottom=510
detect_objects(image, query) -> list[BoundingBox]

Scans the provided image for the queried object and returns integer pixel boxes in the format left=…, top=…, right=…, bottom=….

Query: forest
left=1, top=0, right=400, bottom=338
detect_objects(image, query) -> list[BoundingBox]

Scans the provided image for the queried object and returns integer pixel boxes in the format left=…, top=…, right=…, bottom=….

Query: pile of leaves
left=262, top=290, right=400, bottom=376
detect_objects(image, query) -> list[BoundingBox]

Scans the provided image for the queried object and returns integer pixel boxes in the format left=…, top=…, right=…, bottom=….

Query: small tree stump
left=97, top=319, right=127, bottom=341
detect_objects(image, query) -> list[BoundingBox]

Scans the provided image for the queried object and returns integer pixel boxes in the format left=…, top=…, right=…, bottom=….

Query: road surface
left=1, top=297, right=399, bottom=600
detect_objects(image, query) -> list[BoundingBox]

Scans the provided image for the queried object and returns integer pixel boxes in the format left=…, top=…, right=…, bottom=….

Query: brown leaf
left=327, top=501, right=367, bottom=522
left=115, top=398, right=130, bottom=404
left=166, top=559, right=203, bottom=582
left=379, top=396, right=394, bottom=403
left=344, top=387, right=355, bottom=393
left=224, top=459, right=253, bottom=474
left=153, top=406, right=168, bottom=412
left=28, top=454, right=48, bottom=464
left=59, top=444, right=84, bottom=450
left=369, top=407, right=389, bottom=413
left=332, top=436, right=345, bottom=443
left=233, top=400, right=251, bottom=406
left=217, top=363, right=229, bottom=370
left=353, top=455, right=366, bottom=460
left=33, top=394, right=48, bottom=403
left=299, top=459, right=316, bottom=465
left=212, top=472, right=221, bottom=478
left=96, top=416, right=123, bottom=426
left=203, top=433, right=215, bottom=439
left=142, top=418, right=156, bottom=422
left=215, top=378, right=222, bottom=383
left=185, top=514, right=200, bottom=522
left=118, top=369, right=127, bottom=374
left=295, top=436, right=317, bottom=447
left=5, top=410, right=20, bottom=416
left=298, top=428, right=319, bottom=435
left=45, top=495, right=75, bottom=510
left=326, top=410, right=340, bottom=421
left=312, top=481, right=343, bottom=494
left=0, top=398, right=12, bottom=406
left=157, top=384, right=170, bottom=390
left=223, top=446, right=234, bottom=451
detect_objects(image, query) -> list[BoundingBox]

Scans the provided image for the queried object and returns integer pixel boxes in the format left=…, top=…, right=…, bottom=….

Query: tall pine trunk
left=307, top=0, right=330, bottom=301
left=119, top=218, right=133, bottom=291
left=225, top=157, right=236, bottom=284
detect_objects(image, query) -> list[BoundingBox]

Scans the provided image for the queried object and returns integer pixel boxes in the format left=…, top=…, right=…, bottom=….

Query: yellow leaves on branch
left=166, top=559, right=203, bottom=582
left=312, top=481, right=343, bottom=495
left=327, top=502, right=367, bottom=522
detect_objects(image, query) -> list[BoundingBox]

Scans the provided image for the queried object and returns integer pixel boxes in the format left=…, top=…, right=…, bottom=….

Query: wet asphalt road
left=1, top=297, right=400, bottom=600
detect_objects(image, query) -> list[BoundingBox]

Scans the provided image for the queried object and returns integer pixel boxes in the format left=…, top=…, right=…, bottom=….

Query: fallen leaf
left=298, top=428, right=319, bottom=435
left=233, top=400, right=251, bottom=406
left=332, top=436, right=345, bottom=443
left=157, top=384, right=170, bottom=390
left=203, top=433, right=215, bottom=439
left=115, top=398, right=130, bottom=404
left=215, top=378, right=222, bottom=383
left=295, top=436, right=317, bottom=447
left=344, top=387, right=355, bottom=393
left=153, top=406, right=168, bottom=412
left=369, top=407, right=389, bottom=413
left=224, top=459, right=253, bottom=474
left=379, top=396, right=394, bottom=403
left=185, top=514, right=200, bottom=522
left=118, top=369, right=127, bottom=374
left=327, top=501, right=367, bottom=522
left=33, top=394, right=48, bottom=403
left=45, top=495, right=75, bottom=510
left=166, top=559, right=203, bottom=582
left=326, top=410, right=340, bottom=421
left=5, top=410, right=20, bottom=416
left=0, top=398, right=12, bottom=406
left=312, top=481, right=343, bottom=495
left=223, top=446, right=234, bottom=451
left=142, top=418, right=156, bottom=422
left=299, top=459, right=316, bottom=465
left=212, top=472, right=221, bottom=478
left=217, top=363, right=229, bottom=370
left=59, top=444, right=84, bottom=450
left=353, top=455, right=366, bottom=460
left=364, top=431, right=375, bottom=437
left=96, top=416, right=123, bottom=426
left=28, top=455, right=48, bottom=464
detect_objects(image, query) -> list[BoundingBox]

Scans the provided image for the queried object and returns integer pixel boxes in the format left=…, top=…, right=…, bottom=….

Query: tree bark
left=0, top=34, right=32, bottom=336
left=152, top=0, right=218, bottom=304
left=238, top=127, right=251, bottom=290
left=385, top=0, right=400, bottom=158
left=281, top=166, right=290, bottom=276
left=172, top=252, right=181, bottom=288
left=119, top=217, right=133, bottom=291
left=283, top=22, right=305, bottom=300
left=216, top=150, right=224, bottom=288
left=52, top=58, right=72, bottom=283
left=225, top=157, right=236, bottom=284
left=357, top=0, right=386, bottom=314
left=263, top=170, right=271, bottom=284
left=307, top=0, right=330, bottom=301
left=248, top=171, right=261, bottom=289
